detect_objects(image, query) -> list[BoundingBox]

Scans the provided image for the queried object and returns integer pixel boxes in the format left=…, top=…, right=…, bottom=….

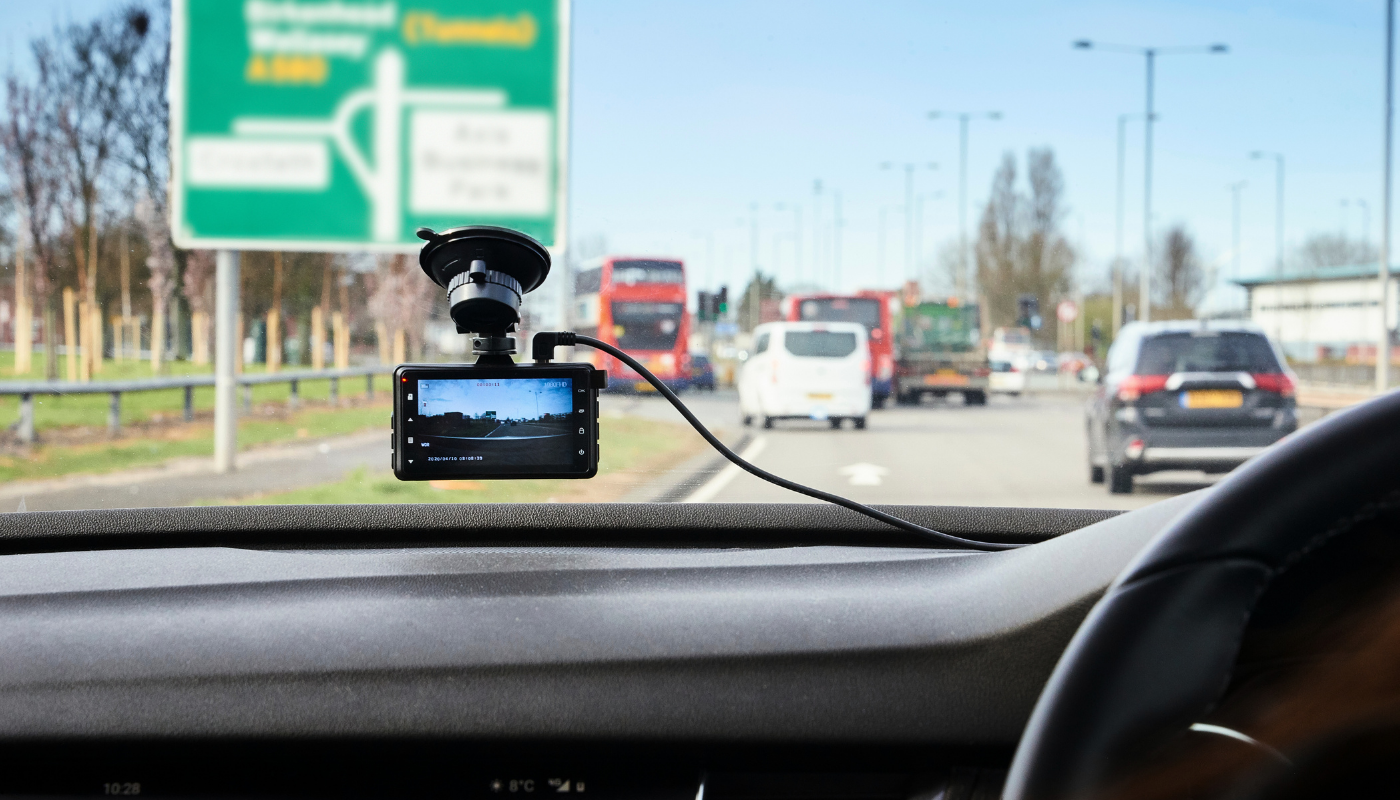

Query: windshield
left=902, top=304, right=980, bottom=353
left=0, top=2, right=1355, bottom=515
left=611, top=302, right=682, bottom=351
left=797, top=298, right=881, bottom=331
left=611, top=260, right=684, bottom=285
left=784, top=331, right=858, bottom=358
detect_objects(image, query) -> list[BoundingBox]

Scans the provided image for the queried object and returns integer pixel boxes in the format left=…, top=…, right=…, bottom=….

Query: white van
left=738, top=321, right=871, bottom=429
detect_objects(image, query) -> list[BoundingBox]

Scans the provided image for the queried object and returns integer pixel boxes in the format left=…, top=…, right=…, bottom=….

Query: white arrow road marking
left=683, top=437, right=768, bottom=503
left=838, top=462, right=888, bottom=486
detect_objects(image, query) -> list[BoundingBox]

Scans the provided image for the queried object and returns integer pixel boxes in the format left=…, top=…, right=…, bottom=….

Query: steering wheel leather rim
left=1004, top=390, right=1400, bottom=800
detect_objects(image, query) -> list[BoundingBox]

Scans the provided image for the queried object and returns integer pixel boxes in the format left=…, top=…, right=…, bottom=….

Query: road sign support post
left=214, top=250, right=239, bottom=473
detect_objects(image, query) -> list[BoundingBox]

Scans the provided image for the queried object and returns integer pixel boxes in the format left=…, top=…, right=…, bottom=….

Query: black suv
left=1086, top=321, right=1297, bottom=493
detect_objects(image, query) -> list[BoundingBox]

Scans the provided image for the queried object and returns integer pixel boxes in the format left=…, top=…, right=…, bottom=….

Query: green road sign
left=170, top=0, right=569, bottom=252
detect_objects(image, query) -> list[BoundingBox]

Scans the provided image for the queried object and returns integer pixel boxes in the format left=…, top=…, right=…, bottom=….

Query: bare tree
left=738, top=272, right=781, bottom=332
left=974, top=149, right=1076, bottom=330
left=1022, top=148, right=1075, bottom=307
left=975, top=154, right=1020, bottom=326
left=922, top=240, right=964, bottom=298
left=136, top=194, right=172, bottom=371
left=183, top=250, right=215, bottom=364
left=2, top=72, right=65, bottom=379
left=1156, top=225, right=1203, bottom=316
left=41, top=5, right=150, bottom=314
left=1293, top=233, right=1378, bottom=272
left=367, top=254, right=434, bottom=362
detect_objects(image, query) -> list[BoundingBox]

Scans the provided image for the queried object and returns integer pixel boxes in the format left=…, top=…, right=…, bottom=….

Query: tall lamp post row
left=1251, top=150, right=1285, bottom=276
left=928, top=111, right=1000, bottom=302
left=1075, top=39, right=1228, bottom=323
left=1380, top=0, right=1395, bottom=392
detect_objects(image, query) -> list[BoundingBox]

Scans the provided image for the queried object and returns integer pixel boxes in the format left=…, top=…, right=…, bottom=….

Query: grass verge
left=0, top=401, right=391, bottom=484
left=0, top=350, right=394, bottom=433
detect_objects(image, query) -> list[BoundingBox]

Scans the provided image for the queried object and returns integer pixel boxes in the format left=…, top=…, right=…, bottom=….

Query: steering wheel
left=1004, top=390, right=1400, bottom=800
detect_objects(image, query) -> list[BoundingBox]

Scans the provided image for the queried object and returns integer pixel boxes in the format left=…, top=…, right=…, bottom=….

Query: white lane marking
left=837, top=462, right=888, bottom=486
left=683, top=437, right=768, bottom=503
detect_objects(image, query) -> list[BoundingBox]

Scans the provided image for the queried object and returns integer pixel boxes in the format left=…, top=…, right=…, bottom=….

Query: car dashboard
left=0, top=499, right=1198, bottom=799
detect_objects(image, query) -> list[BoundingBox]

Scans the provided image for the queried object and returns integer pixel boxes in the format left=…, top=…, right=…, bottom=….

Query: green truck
left=894, top=301, right=991, bottom=406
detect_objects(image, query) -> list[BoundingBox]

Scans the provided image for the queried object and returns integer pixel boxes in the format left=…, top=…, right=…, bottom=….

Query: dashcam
left=392, top=363, right=600, bottom=480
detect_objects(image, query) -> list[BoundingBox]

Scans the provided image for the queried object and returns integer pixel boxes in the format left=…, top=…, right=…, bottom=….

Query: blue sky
left=3, top=1, right=1392, bottom=311
left=418, top=377, right=572, bottom=419
left=568, top=0, right=1390, bottom=310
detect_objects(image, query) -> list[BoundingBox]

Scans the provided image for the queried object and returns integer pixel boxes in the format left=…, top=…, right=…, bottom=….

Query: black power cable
left=532, top=331, right=1025, bottom=552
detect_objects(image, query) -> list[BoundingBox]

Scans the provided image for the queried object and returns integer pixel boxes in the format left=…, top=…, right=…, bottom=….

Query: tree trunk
left=87, top=218, right=100, bottom=374
left=14, top=240, right=30, bottom=375
left=191, top=310, right=209, bottom=365
left=149, top=301, right=164, bottom=374
left=120, top=227, right=132, bottom=359
left=90, top=302, right=104, bottom=374
left=311, top=306, right=325, bottom=370
left=337, top=261, right=351, bottom=368
left=332, top=311, right=347, bottom=369
left=392, top=328, right=406, bottom=364
left=42, top=295, right=58, bottom=382
left=63, top=288, right=78, bottom=382
left=78, top=300, right=91, bottom=382
left=266, top=310, right=281, bottom=372
left=268, top=252, right=283, bottom=373
left=376, top=321, right=390, bottom=364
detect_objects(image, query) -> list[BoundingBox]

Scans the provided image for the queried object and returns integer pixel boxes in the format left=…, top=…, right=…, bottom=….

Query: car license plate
left=923, top=374, right=969, bottom=386
left=634, top=381, right=656, bottom=392
left=807, top=393, right=834, bottom=400
left=1182, top=389, right=1243, bottom=409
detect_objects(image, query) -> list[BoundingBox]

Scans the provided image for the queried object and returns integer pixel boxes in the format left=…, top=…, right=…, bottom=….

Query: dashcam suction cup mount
left=416, top=225, right=551, bottom=350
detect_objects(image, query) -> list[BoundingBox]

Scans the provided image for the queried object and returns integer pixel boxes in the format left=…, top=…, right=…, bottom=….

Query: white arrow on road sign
left=838, top=463, right=889, bottom=486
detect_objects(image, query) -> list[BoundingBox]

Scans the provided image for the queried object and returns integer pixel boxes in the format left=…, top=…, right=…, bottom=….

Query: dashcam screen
left=413, top=378, right=578, bottom=468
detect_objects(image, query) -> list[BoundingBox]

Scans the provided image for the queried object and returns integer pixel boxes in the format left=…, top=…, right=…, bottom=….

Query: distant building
left=1235, top=264, right=1399, bottom=362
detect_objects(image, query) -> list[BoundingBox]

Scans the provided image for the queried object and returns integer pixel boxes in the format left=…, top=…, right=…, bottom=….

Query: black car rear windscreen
left=1136, top=332, right=1281, bottom=374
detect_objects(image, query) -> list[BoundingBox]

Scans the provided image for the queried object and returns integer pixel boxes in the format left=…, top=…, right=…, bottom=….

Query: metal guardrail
left=1, top=365, right=393, bottom=444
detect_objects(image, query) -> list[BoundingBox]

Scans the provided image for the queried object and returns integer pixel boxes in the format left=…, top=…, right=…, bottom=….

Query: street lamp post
left=881, top=162, right=937, bottom=284
left=792, top=204, right=803, bottom=285
left=1229, top=181, right=1246, bottom=282
left=1075, top=40, right=1228, bottom=323
left=1379, top=0, right=1395, bottom=392
left=928, top=112, right=1000, bottom=302
left=1115, top=113, right=1146, bottom=332
left=812, top=180, right=823, bottom=289
left=1251, top=151, right=1286, bottom=276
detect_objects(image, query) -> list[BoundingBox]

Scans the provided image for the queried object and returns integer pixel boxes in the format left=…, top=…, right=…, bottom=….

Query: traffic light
left=697, top=291, right=714, bottom=322
left=717, top=286, right=729, bottom=317
left=1016, top=294, right=1041, bottom=331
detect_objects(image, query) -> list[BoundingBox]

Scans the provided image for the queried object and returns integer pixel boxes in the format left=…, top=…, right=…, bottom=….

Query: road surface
left=4, top=389, right=1222, bottom=512
left=618, top=389, right=1214, bottom=511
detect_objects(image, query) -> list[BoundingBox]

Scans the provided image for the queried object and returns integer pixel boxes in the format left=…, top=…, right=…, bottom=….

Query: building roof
left=1233, top=263, right=1399, bottom=287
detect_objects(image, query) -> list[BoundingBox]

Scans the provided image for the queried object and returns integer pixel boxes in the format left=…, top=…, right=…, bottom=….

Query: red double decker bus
left=572, top=256, right=690, bottom=391
left=782, top=291, right=896, bottom=407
